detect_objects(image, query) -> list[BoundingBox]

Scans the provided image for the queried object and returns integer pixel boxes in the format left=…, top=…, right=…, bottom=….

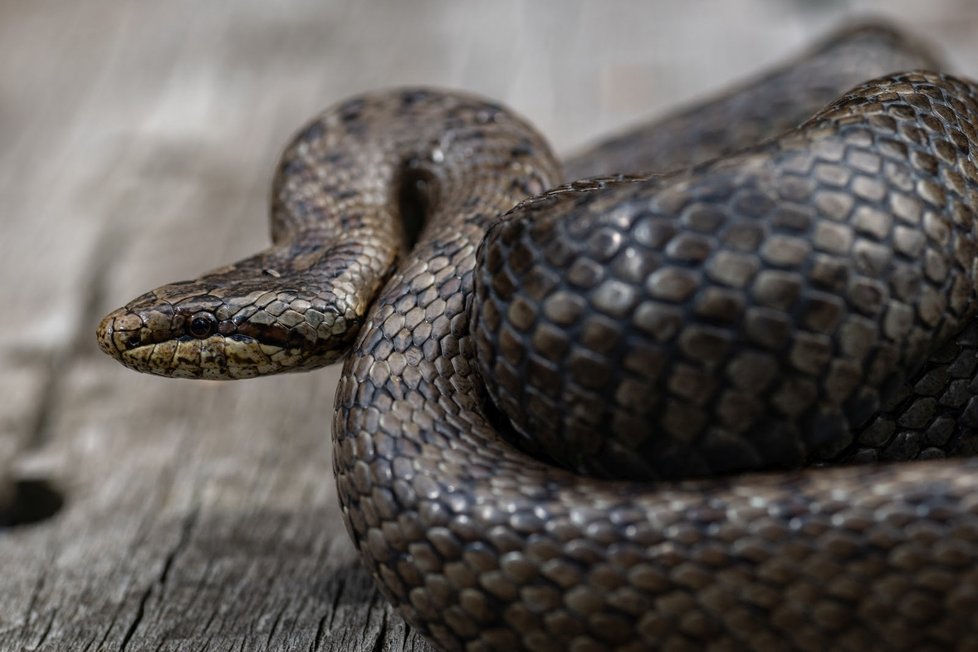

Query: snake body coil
left=96, top=27, right=978, bottom=651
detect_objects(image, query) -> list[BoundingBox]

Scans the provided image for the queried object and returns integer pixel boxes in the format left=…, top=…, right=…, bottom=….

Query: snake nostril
left=126, top=334, right=141, bottom=349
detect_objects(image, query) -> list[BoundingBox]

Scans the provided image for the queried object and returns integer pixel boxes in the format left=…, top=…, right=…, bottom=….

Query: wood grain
left=2, top=1, right=977, bottom=649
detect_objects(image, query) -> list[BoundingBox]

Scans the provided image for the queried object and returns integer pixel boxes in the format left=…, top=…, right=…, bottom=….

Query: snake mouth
left=97, top=306, right=349, bottom=379
left=96, top=308, right=278, bottom=379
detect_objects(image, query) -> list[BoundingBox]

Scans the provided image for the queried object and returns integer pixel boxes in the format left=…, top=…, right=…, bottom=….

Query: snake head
left=96, top=273, right=361, bottom=379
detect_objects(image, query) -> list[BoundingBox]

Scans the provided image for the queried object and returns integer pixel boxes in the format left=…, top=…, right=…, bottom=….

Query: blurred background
left=2, top=1, right=978, bottom=649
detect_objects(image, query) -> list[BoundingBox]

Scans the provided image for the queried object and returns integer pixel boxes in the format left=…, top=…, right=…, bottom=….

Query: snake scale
left=96, top=25, right=978, bottom=651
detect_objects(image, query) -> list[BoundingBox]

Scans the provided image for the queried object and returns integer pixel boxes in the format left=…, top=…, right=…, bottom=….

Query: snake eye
left=188, top=312, right=217, bottom=339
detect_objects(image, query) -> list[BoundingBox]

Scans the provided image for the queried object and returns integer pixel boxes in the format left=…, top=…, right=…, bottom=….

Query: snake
left=96, top=24, right=978, bottom=652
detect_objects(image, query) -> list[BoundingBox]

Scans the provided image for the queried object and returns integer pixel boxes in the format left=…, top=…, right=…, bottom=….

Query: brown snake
left=96, top=25, right=978, bottom=651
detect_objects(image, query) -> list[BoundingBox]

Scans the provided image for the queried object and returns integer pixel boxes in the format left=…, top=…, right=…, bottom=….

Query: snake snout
left=95, top=312, right=116, bottom=357
left=95, top=307, right=143, bottom=359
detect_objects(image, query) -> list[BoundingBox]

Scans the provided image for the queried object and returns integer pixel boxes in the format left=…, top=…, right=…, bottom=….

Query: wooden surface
left=3, top=2, right=978, bottom=650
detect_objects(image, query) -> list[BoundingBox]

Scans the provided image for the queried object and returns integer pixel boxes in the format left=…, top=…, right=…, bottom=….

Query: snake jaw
left=97, top=306, right=288, bottom=380
left=96, top=278, right=358, bottom=379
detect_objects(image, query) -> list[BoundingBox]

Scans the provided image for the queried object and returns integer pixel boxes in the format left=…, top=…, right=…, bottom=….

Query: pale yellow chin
left=119, top=336, right=288, bottom=380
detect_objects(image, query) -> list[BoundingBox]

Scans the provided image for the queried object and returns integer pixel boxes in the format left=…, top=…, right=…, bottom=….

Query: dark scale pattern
left=334, top=73, right=978, bottom=652
left=475, top=73, right=978, bottom=481
left=95, top=25, right=978, bottom=652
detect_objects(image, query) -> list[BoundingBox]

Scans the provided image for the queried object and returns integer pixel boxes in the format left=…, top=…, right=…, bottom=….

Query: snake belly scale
left=95, top=27, right=978, bottom=652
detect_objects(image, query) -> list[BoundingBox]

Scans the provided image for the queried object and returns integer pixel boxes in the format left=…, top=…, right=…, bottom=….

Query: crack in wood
left=120, top=509, right=199, bottom=651
left=312, top=573, right=344, bottom=651
left=159, top=508, right=199, bottom=588
left=370, top=610, right=388, bottom=652
left=119, top=582, right=153, bottom=652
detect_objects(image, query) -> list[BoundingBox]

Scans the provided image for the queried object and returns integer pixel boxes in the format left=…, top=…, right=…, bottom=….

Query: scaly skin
left=96, top=26, right=978, bottom=652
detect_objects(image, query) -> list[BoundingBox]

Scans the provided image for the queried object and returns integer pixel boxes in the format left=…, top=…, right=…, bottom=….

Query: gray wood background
left=2, top=1, right=978, bottom=650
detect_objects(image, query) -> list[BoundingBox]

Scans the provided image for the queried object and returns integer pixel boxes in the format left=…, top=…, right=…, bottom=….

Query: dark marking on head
left=511, top=141, right=535, bottom=158
left=296, top=120, right=325, bottom=143
left=339, top=98, right=365, bottom=122
left=236, top=321, right=292, bottom=348
left=400, top=89, right=431, bottom=106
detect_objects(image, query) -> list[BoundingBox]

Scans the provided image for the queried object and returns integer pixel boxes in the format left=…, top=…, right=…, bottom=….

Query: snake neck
left=97, top=89, right=563, bottom=379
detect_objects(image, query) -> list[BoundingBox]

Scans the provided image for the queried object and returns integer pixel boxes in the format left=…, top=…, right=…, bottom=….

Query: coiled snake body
left=97, top=26, right=978, bottom=651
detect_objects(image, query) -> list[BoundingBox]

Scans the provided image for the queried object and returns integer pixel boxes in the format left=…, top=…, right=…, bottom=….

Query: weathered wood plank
left=1, top=2, right=976, bottom=651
